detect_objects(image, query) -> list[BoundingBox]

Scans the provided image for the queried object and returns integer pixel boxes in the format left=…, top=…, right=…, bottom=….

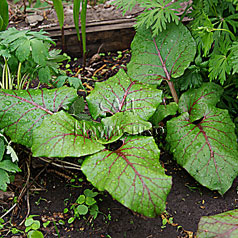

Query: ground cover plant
left=0, top=0, right=238, bottom=236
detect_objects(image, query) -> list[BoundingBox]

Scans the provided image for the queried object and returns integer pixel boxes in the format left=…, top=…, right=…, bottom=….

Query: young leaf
left=32, top=111, right=105, bottom=157
left=82, top=135, right=172, bottom=217
left=0, top=87, right=77, bottom=147
left=86, top=69, right=162, bottom=120
left=167, top=84, right=238, bottom=194
left=197, top=209, right=238, bottom=238
left=127, top=22, right=196, bottom=85
left=98, top=111, right=152, bottom=144
left=150, top=102, right=178, bottom=126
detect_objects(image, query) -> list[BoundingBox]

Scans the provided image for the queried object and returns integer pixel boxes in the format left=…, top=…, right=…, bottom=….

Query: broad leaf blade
left=167, top=108, right=238, bottom=194
left=0, top=87, right=77, bottom=147
left=32, top=111, right=105, bottom=157
left=82, top=135, right=172, bottom=217
left=179, top=83, right=224, bottom=121
left=98, top=112, right=152, bottom=144
left=197, top=209, right=238, bottom=238
left=127, top=22, right=196, bottom=85
left=86, top=69, right=162, bottom=120
left=31, top=39, right=48, bottom=65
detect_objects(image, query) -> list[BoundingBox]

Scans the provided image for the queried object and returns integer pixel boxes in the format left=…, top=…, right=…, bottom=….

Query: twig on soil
left=0, top=203, right=17, bottom=219
left=38, top=157, right=81, bottom=171
left=18, top=161, right=31, bottom=226
left=93, top=64, right=107, bottom=76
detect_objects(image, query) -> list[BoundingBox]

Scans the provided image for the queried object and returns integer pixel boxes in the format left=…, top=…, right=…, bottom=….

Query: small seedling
left=66, top=188, right=100, bottom=224
left=24, top=215, right=43, bottom=238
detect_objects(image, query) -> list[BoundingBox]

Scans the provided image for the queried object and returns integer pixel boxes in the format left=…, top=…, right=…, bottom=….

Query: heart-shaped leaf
left=86, top=69, right=162, bottom=120
left=0, top=87, right=77, bottom=147
left=32, top=111, right=105, bottom=157
left=98, top=112, right=152, bottom=144
left=127, top=22, right=196, bottom=85
left=197, top=209, right=238, bottom=238
left=166, top=84, right=238, bottom=194
left=178, top=82, right=224, bottom=121
left=82, top=135, right=172, bottom=217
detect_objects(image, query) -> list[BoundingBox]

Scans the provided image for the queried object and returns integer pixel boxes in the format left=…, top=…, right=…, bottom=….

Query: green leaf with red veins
left=0, top=87, right=77, bottom=147
left=82, top=135, right=172, bottom=217
left=167, top=86, right=238, bottom=194
left=98, top=112, right=152, bottom=144
left=127, top=22, right=196, bottom=85
left=197, top=209, right=238, bottom=238
left=178, top=83, right=224, bottom=121
left=86, top=69, right=162, bottom=120
left=32, top=111, right=105, bottom=157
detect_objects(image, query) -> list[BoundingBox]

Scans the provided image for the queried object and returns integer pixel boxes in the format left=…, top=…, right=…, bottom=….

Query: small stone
left=25, top=15, right=44, bottom=26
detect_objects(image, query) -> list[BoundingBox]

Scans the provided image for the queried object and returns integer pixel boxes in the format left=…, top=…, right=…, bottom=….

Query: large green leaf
left=0, top=0, right=9, bottom=31
left=82, top=135, right=172, bottom=217
left=32, top=111, right=105, bottom=157
left=127, top=22, right=196, bottom=85
left=166, top=84, right=238, bottom=194
left=15, top=38, right=31, bottom=62
left=197, top=209, right=238, bottom=238
left=31, top=39, right=48, bottom=65
left=98, top=112, right=152, bottom=144
left=0, top=87, right=77, bottom=147
left=178, top=83, right=224, bottom=121
left=86, top=69, right=162, bottom=120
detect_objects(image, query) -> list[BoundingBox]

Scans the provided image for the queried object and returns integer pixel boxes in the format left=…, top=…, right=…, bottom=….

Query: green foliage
left=67, top=188, right=100, bottom=223
left=0, top=28, right=68, bottom=87
left=231, top=41, right=238, bottom=74
left=113, top=0, right=188, bottom=36
left=167, top=83, right=238, bottom=194
left=0, top=87, right=77, bottom=147
left=82, top=135, right=172, bottom=217
left=197, top=209, right=238, bottom=237
left=24, top=215, right=44, bottom=238
left=188, top=0, right=238, bottom=84
left=52, top=0, right=64, bottom=29
left=127, top=22, right=196, bottom=87
left=0, top=133, right=21, bottom=191
left=86, top=69, right=162, bottom=120
left=0, top=0, right=9, bottom=31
